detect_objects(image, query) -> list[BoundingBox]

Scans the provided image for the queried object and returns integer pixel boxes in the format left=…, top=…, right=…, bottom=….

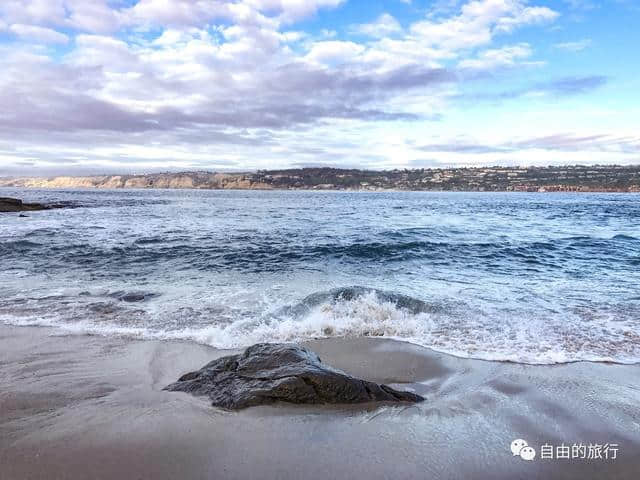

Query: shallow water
left=1, top=188, right=639, bottom=364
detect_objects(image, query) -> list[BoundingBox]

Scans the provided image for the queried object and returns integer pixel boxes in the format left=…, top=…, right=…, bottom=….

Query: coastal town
left=253, top=165, right=640, bottom=192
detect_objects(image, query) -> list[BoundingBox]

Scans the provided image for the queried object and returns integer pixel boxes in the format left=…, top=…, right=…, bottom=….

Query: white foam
left=4, top=290, right=639, bottom=365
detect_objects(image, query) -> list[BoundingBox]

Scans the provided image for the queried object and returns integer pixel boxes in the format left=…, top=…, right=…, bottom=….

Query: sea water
left=1, top=188, right=639, bottom=364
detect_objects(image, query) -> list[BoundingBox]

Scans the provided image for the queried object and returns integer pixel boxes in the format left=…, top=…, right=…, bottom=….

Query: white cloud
left=128, top=0, right=232, bottom=27
left=458, top=43, right=533, bottom=70
left=0, top=0, right=122, bottom=33
left=248, top=0, right=345, bottom=18
left=126, top=0, right=345, bottom=29
left=67, top=0, right=123, bottom=33
left=0, top=0, right=343, bottom=33
left=3, top=0, right=626, bottom=173
left=0, top=0, right=68, bottom=26
left=411, top=0, right=558, bottom=51
left=352, top=13, right=402, bottom=38
left=494, top=5, right=559, bottom=32
left=305, top=40, right=365, bottom=64
left=8, top=24, right=69, bottom=44
left=554, top=38, right=591, bottom=52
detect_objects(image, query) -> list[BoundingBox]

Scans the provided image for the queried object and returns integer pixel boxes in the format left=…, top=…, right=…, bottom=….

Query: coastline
left=1, top=165, right=639, bottom=193
left=2, top=325, right=639, bottom=479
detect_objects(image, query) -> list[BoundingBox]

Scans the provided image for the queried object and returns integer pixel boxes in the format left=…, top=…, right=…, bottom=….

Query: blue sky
left=0, top=0, right=638, bottom=174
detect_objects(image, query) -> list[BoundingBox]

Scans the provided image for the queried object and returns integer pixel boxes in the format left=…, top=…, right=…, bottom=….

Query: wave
left=0, top=239, right=43, bottom=251
left=276, top=286, right=444, bottom=317
left=2, top=234, right=638, bottom=275
left=3, top=287, right=639, bottom=366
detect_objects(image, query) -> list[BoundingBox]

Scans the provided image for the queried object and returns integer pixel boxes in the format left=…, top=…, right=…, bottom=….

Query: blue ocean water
left=1, top=188, right=639, bottom=364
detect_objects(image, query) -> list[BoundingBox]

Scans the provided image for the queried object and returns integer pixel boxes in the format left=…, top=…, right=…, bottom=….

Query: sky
left=0, top=0, right=638, bottom=175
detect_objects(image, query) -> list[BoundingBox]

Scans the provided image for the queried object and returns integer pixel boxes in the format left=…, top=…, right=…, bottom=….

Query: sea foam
left=3, top=288, right=639, bottom=365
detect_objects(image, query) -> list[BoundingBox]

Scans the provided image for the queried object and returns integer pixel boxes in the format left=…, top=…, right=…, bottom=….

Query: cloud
left=542, top=75, right=607, bottom=95
left=0, top=0, right=123, bottom=33
left=458, top=43, right=533, bottom=70
left=554, top=38, right=592, bottom=52
left=127, top=0, right=234, bottom=28
left=493, top=4, right=559, bottom=33
left=0, top=1, right=68, bottom=27
left=3, top=0, right=631, bottom=173
left=246, top=0, right=346, bottom=23
left=8, top=24, right=69, bottom=44
left=418, top=141, right=506, bottom=154
left=410, top=0, right=558, bottom=52
left=0, top=0, right=344, bottom=34
left=417, top=133, right=640, bottom=155
left=461, top=75, right=608, bottom=102
left=127, top=0, right=346, bottom=29
left=305, top=40, right=365, bottom=64
left=510, top=133, right=639, bottom=153
left=562, top=0, right=596, bottom=10
left=0, top=34, right=454, bottom=137
left=352, top=13, right=402, bottom=38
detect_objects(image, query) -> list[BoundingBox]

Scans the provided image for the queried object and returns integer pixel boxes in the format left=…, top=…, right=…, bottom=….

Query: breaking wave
left=3, top=287, right=639, bottom=365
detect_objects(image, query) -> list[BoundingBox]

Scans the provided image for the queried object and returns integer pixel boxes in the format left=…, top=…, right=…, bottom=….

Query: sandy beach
left=1, top=325, right=638, bottom=479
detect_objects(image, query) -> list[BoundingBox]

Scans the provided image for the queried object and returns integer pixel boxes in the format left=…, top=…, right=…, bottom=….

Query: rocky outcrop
left=0, top=197, right=58, bottom=212
left=165, top=343, right=424, bottom=410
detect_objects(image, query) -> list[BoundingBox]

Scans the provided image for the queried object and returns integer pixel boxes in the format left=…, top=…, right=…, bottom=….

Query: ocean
left=1, top=188, right=639, bottom=364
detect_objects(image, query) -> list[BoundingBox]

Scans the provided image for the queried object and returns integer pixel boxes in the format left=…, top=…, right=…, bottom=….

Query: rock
left=120, top=293, right=148, bottom=302
left=165, top=343, right=424, bottom=410
left=0, top=197, right=60, bottom=213
left=0, top=197, right=27, bottom=212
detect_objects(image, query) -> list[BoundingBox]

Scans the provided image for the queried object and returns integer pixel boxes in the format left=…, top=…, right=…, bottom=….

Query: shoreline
left=4, top=320, right=639, bottom=367
left=2, top=325, right=639, bottom=479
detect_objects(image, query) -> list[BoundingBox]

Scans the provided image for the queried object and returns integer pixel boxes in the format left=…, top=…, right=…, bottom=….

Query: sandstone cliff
left=0, top=172, right=273, bottom=190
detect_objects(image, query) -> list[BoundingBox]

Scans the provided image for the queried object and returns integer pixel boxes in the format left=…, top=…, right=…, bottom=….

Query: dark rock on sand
left=0, top=197, right=63, bottom=213
left=165, top=343, right=424, bottom=410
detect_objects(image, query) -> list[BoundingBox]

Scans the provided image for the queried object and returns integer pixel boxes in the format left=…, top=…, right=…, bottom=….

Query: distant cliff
left=0, top=172, right=273, bottom=190
left=2, top=166, right=639, bottom=192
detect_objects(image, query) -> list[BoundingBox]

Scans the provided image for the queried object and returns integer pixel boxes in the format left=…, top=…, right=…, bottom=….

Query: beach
left=2, top=325, right=638, bottom=480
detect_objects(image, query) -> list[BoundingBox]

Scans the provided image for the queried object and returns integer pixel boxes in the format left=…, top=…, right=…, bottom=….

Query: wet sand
left=1, top=325, right=639, bottom=479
